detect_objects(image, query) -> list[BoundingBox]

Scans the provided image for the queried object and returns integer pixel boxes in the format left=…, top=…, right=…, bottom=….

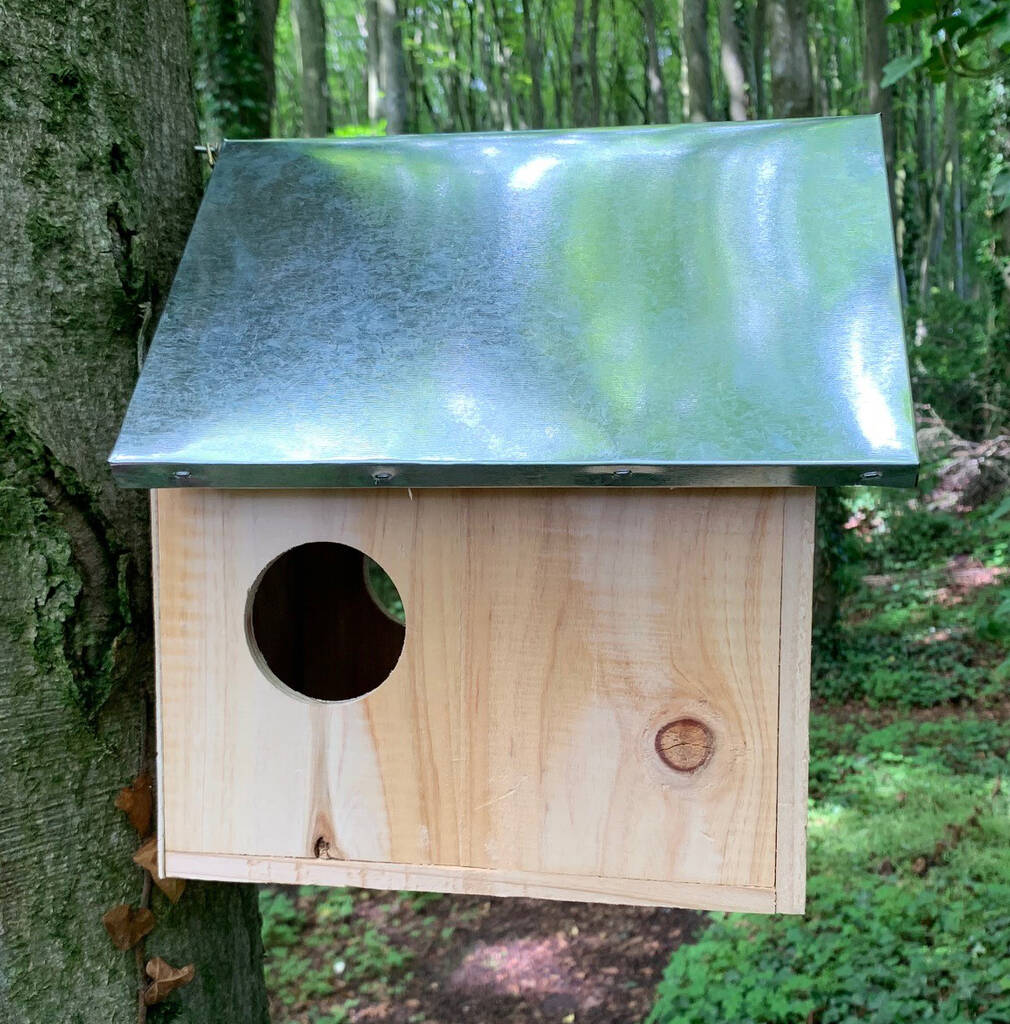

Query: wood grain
left=154, top=487, right=808, bottom=910
left=165, top=850, right=776, bottom=913
left=775, top=488, right=816, bottom=913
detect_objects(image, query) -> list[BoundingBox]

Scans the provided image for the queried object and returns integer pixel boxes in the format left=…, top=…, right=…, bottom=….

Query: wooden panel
left=775, top=488, right=815, bottom=913
left=165, top=851, right=776, bottom=913
left=155, top=488, right=800, bottom=907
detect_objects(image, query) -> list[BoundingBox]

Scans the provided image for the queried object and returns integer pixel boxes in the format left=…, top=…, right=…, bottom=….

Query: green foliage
left=884, top=0, right=1010, bottom=84
left=909, top=293, right=1005, bottom=440
left=813, top=494, right=1010, bottom=706
left=650, top=716, right=1010, bottom=1024
left=259, top=886, right=412, bottom=1023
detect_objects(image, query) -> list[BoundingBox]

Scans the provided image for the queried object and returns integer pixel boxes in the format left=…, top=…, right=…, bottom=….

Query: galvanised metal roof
left=111, top=117, right=917, bottom=489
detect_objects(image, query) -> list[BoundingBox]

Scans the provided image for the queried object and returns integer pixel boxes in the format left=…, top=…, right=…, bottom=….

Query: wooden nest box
left=111, top=119, right=916, bottom=913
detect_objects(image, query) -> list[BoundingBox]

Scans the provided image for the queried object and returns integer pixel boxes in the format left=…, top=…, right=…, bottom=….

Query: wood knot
left=655, top=718, right=714, bottom=773
left=313, top=835, right=331, bottom=858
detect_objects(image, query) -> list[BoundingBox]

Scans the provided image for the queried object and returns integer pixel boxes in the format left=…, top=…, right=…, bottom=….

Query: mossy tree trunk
left=0, top=3, right=269, bottom=1021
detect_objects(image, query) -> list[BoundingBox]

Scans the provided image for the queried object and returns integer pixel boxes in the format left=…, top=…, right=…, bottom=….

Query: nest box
left=111, top=118, right=916, bottom=913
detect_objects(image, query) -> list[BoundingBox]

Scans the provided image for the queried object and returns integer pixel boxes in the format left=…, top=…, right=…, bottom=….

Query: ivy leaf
left=133, top=838, right=187, bottom=904
left=114, top=774, right=153, bottom=836
left=143, top=957, right=196, bottom=1006
left=102, top=904, right=155, bottom=951
left=881, top=53, right=926, bottom=87
left=887, top=0, right=935, bottom=24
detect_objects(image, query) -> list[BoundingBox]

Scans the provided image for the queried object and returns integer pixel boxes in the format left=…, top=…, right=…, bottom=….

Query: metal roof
left=110, top=117, right=918, bottom=489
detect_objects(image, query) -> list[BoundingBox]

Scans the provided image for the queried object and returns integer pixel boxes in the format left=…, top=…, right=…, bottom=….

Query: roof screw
left=860, top=470, right=883, bottom=481
left=372, top=471, right=393, bottom=485
left=172, top=470, right=191, bottom=481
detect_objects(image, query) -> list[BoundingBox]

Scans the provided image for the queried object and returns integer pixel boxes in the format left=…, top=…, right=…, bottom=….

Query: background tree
left=293, top=0, right=332, bottom=134
left=683, top=0, right=715, bottom=121
left=768, top=0, right=814, bottom=116
left=0, top=0, right=270, bottom=1020
left=192, top=0, right=278, bottom=137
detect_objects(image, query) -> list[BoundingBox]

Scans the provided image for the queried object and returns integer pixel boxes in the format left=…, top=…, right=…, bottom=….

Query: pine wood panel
left=775, top=488, right=816, bottom=912
left=154, top=487, right=810, bottom=908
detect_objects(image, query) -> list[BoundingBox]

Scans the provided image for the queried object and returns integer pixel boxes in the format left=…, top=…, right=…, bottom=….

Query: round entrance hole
left=247, top=542, right=406, bottom=702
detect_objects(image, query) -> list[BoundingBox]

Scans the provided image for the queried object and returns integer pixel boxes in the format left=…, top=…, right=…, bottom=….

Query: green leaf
left=881, top=52, right=927, bottom=86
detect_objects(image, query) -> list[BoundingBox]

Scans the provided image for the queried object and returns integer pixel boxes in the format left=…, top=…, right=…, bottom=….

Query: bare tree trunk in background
left=864, top=0, right=895, bottom=218
left=571, top=0, right=590, bottom=125
left=919, top=71, right=957, bottom=303
left=952, top=116, right=965, bottom=299
left=292, top=0, right=331, bottom=136
left=379, top=0, right=408, bottom=133
left=366, top=0, right=382, bottom=121
left=588, top=0, right=602, bottom=124
left=769, top=0, right=814, bottom=117
left=256, top=0, right=280, bottom=121
left=0, top=1, right=269, bottom=1021
left=490, top=0, right=519, bottom=129
left=641, top=0, right=668, bottom=123
left=522, top=0, right=546, bottom=128
left=192, top=0, right=278, bottom=138
left=752, top=0, right=767, bottom=118
left=719, top=0, right=750, bottom=120
left=683, top=0, right=714, bottom=121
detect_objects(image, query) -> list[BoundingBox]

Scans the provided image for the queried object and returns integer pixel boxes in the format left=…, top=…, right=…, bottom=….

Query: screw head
left=655, top=718, right=714, bottom=773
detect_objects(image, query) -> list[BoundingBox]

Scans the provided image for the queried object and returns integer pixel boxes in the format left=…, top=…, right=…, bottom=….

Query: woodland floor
left=261, top=885, right=700, bottom=1023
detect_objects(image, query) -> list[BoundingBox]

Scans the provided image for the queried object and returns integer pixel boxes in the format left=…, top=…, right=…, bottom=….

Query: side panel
left=154, top=488, right=805, bottom=908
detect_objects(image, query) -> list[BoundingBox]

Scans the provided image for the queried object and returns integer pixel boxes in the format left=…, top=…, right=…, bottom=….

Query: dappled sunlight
left=450, top=936, right=598, bottom=1001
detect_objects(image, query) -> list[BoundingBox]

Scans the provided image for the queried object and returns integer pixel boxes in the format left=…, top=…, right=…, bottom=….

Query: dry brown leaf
left=114, top=774, right=153, bottom=836
left=102, top=904, right=155, bottom=950
left=911, top=856, right=929, bottom=876
left=143, top=956, right=195, bottom=1006
left=133, top=838, right=186, bottom=904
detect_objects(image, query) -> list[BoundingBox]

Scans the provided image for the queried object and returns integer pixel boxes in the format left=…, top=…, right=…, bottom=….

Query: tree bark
left=0, top=2, right=270, bottom=1022
left=378, top=0, right=409, bottom=133
left=191, top=0, right=277, bottom=138
left=365, top=0, right=382, bottom=122
left=571, top=0, right=590, bottom=126
left=521, top=0, right=546, bottom=128
left=683, top=0, right=714, bottom=121
left=718, top=0, right=750, bottom=120
left=768, top=0, right=814, bottom=117
left=864, top=0, right=895, bottom=217
left=752, top=0, right=767, bottom=118
left=919, top=72, right=957, bottom=303
left=641, top=0, right=668, bottom=123
left=292, top=0, right=331, bottom=136
left=588, top=0, right=602, bottom=124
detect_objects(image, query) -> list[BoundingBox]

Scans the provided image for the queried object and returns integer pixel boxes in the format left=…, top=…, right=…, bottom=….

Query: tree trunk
left=0, top=2, right=269, bottom=1022
left=571, top=0, right=590, bottom=126
left=292, top=0, right=331, bottom=136
left=366, top=0, right=382, bottom=122
left=768, top=0, right=814, bottom=117
left=521, top=0, right=546, bottom=128
left=683, top=0, right=714, bottom=121
left=378, top=0, right=408, bottom=133
left=919, top=72, right=957, bottom=303
left=864, top=0, right=895, bottom=218
left=718, top=0, right=750, bottom=120
left=191, top=0, right=277, bottom=138
left=752, top=0, right=767, bottom=118
left=588, top=0, right=602, bottom=125
left=641, top=0, right=668, bottom=123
